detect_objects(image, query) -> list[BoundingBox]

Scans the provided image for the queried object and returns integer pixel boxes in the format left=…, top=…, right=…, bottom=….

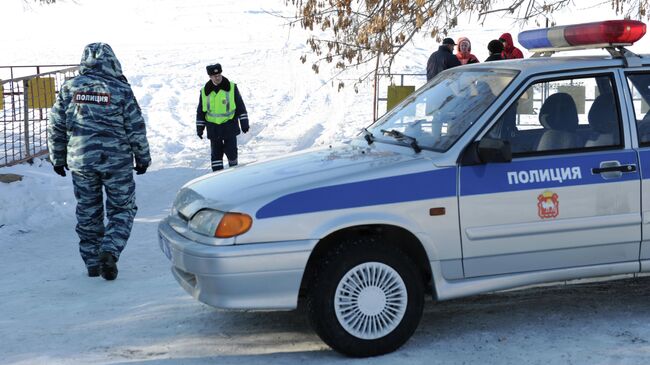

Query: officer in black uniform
left=196, top=63, right=249, bottom=171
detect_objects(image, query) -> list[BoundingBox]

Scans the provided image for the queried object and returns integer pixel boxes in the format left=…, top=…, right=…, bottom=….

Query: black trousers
left=210, top=136, right=238, bottom=171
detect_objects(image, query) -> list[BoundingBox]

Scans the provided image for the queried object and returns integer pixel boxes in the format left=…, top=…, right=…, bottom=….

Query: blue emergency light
left=518, top=20, right=646, bottom=52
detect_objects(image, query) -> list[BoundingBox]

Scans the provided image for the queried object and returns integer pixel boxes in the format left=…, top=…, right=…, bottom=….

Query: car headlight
left=188, top=209, right=252, bottom=238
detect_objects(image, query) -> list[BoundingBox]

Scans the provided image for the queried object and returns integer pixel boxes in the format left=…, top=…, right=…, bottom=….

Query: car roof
left=464, top=54, right=650, bottom=75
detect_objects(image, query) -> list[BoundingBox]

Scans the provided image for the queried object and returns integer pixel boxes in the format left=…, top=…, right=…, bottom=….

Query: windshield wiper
left=380, top=129, right=422, bottom=153
left=361, top=128, right=374, bottom=145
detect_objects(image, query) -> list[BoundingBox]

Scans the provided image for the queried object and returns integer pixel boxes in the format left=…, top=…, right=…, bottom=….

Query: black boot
left=99, top=251, right=118, bottom=281
left=87, top=266, right=101, bottom=277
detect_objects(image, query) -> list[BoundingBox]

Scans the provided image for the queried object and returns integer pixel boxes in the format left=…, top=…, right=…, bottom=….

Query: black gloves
left=53, top=164, right=68, bottom=177
left=133, top=164, right=148, bottom=175
left=197, top=126, right=205, bottom=139
left=241, top=125, right=249, bottom=133
left=54, top=162, right=147, bottom=176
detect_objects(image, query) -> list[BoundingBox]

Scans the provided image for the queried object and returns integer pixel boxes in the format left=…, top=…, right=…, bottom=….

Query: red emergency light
left=519, top=20, right=646, bottom=51
left=565, top=20, right=646, bottom=45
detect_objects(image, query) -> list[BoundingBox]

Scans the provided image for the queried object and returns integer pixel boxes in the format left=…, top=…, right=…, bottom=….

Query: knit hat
left=206, top=63, right=222, bottom=75
left=487, top=40, right=504, bottom=54
left=442, top=37, right=456, bottom=46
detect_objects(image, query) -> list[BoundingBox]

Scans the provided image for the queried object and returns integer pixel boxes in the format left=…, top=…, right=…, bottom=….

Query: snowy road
left=4, top=171, right=650, bottom=365
left=3, top=166, right=650, bottom=364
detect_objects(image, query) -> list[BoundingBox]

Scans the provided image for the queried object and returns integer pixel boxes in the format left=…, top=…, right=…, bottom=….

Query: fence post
left=23, top=79, right=30, bottom=159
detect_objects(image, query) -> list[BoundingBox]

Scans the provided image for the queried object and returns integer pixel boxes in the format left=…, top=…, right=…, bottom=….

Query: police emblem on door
left=537, top=190, right=559, bottom=219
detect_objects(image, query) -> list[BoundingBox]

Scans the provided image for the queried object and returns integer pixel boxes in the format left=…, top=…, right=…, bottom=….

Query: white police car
left=159, top=20, right=650, bottom=357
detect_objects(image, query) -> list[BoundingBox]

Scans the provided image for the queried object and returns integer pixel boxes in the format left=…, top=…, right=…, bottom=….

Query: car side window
left=487, top=75, right=622, bottom=156
left=626, top=73, right=650, bottom=146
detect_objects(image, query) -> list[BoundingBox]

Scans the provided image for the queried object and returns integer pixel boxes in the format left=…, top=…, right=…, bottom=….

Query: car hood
left=173, top=142, right=432, bottom=217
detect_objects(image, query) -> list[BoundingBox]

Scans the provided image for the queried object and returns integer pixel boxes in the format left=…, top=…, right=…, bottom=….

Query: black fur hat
left=206, top=63, right=222, bottom=75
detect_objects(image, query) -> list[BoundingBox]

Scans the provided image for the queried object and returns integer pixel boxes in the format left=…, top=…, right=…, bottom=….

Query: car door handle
left=591, top=164, right=636, bottom=174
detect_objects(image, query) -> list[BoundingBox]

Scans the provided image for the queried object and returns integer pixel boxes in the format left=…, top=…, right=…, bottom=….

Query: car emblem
left=537, top=190, right=559, bottom=219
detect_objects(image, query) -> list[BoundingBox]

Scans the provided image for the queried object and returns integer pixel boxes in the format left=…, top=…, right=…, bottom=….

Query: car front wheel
left=306, top=236, right=424, bottom=357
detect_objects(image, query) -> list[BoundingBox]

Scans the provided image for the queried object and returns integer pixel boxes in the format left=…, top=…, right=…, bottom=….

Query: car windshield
left=369, top=69, right=518, bottom=152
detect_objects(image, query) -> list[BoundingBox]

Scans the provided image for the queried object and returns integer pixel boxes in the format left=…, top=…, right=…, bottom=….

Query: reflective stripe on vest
left=201, top=82, right=236, bottom=125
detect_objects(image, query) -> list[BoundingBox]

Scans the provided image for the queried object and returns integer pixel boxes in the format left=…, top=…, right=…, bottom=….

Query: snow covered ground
left=3, top=0, right=650, bottom=364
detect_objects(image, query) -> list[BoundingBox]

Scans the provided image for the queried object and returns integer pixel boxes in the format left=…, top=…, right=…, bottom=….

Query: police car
left=158, top=20, right=650, bottom=357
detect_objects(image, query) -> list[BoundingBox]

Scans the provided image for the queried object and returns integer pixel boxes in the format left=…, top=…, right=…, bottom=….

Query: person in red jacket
left=499, top=33, right=524, bottom=59
left=456, top=37, right=479, bottom=65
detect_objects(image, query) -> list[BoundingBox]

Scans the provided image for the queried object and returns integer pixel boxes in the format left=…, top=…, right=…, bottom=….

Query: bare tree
left=286, top=0, right=650, bottom=88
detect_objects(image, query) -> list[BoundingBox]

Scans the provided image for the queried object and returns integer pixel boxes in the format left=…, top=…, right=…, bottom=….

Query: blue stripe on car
left=256, top=168, right=457, bottom=219
left=461, top=150, right=639, bottom=196
left=638, top=149, right=650, bottom=179
left=257, top=150, right=641, bottom=219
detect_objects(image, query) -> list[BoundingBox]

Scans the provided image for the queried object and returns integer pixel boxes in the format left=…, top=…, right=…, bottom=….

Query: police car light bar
left=518, top=20, right=646, bottom=52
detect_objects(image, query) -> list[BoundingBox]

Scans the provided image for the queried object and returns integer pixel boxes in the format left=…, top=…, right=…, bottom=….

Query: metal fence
left=373, top=72, right=427, bottom=121
left=1, top=65, right=79, bottom=167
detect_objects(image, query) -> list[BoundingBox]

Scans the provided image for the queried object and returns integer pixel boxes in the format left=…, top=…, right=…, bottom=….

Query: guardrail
left=1, top=65, right=79, bottom=167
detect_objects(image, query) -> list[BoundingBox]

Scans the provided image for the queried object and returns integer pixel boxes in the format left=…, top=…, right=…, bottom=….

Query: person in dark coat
left=485, top=39, right=505, bottom=62
left=196, top=63, right=249, bottom=171
left=426, top=37, right=462, bottom=81
left=499, top=33, right=524, bottom=59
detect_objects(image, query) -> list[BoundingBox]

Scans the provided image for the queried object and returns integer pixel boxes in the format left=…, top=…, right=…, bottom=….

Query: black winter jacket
left=485, top=54, right=504, bottom=62
left=196, top=76, right=249, bottom=139
left=426, top=45, right=461, bottom=81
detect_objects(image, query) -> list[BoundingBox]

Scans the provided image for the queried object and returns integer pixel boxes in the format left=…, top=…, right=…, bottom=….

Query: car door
left=624, top=70, right=650, bottom=271
left=458, top=71, right=641, bottom=278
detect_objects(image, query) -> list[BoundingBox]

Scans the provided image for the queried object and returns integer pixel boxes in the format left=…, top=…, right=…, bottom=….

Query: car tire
left=306, top=236, right=424, bottom=357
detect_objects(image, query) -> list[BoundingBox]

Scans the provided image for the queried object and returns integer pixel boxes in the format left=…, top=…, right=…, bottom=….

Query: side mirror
left=478, top=138, right=512, bottom=163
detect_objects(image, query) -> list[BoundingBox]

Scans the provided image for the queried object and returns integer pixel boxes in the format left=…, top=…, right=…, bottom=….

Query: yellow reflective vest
left=201, top=82, right=236, bottom=124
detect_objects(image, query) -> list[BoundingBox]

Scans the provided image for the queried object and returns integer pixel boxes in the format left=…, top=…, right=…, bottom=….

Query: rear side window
left=486, top=75, right=622, bottom=156
left=626, top=73, right=650, bottom=146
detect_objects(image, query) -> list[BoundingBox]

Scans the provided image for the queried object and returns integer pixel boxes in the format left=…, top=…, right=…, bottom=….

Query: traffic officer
left=196, top=63, right=249, bottom=171
left=48, top=42, right=151, bottom=281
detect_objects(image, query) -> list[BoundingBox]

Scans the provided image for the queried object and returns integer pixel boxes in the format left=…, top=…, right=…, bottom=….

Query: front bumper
left=158, top=216, right=317, bottom=310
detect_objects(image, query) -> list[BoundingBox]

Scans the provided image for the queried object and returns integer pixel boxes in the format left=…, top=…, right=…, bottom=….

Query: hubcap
left=334, top=262, right=408, bottom=340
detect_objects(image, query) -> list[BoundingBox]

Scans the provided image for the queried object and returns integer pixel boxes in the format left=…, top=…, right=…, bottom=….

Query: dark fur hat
left=206, top=63, right=222, bottom=75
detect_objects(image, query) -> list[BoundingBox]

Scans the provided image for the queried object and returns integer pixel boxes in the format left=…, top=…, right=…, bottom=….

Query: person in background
left=499, top=33, right=524, bottom=59
left=196, top=63, right=249, bottom=171
left=456, top=37, right=479, bottom=65
left=426, top=37, right=462, bottom=81
left=48, top=42, right=151, bottom=281
left=485, top=39, right=505, bottom=62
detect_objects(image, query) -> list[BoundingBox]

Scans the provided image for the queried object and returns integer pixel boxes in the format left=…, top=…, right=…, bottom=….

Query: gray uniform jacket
left=48, top=43, right=151, bottom=171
